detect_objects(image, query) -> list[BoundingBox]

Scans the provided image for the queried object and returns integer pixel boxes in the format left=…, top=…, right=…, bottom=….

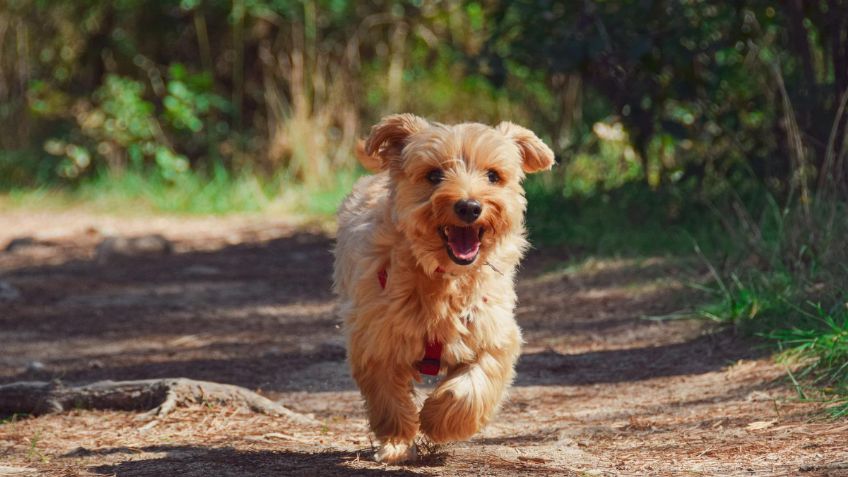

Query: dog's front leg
left=419, top=342, right=519, bottom=443
left=352, top=362, right=419, bottom=463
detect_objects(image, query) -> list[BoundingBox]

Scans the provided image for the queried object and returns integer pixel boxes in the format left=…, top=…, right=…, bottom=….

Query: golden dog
left=333, top=114, right=554, bottom=463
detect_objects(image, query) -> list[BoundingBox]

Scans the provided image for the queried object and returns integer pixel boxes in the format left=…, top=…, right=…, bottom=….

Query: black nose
left=454, top=199, right=482, bottom=224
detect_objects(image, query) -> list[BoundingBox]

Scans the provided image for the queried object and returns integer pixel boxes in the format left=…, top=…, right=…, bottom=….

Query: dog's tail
left=355, top=139, right=382, bottom=173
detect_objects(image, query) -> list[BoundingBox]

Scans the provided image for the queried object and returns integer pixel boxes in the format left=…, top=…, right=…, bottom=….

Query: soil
left=0, top=211, right=846, bottom=476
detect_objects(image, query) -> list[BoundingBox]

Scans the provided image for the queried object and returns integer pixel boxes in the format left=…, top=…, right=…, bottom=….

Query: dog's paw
left=374, top=441, right=417, bottom=464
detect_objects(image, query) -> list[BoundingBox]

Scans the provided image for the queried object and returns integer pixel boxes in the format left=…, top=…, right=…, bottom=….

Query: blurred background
left=0, top=1, right=846, bottom=411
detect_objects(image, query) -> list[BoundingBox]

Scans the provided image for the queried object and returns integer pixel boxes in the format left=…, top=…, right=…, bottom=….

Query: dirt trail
left=0, top=213, right=845, bottom=476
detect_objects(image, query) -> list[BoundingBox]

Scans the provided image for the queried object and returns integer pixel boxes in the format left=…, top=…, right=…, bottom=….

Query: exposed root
left=0, top=378, right=317, bottom=425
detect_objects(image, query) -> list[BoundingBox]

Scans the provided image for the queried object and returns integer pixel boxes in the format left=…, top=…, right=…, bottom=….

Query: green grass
left=700, top=266, right=848, bottom=417
left=1, top=164, right=362, bottom=218
left=771, top=307, right=848, bottom=417
left=27, top=429, right=47, bottom=462
left=0, top=413, right=27, bottom=425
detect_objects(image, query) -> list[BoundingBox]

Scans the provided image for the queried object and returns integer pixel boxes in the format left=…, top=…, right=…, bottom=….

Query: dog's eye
left=487, top=170, right=501, bottom=184
left=426, top=169, right=444, bottom=184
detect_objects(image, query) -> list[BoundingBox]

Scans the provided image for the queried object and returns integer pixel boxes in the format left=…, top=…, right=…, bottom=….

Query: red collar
left=378, top=266, right=443, bottom=376
left=419, top=341, right=443, bottom=376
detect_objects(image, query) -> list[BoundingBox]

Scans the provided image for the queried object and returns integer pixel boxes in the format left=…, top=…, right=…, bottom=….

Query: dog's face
left=364, top=114, right=554, bottom=273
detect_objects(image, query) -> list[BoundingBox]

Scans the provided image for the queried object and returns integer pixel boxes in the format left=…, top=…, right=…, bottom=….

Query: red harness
left=378, top=267, right=443, bottom=376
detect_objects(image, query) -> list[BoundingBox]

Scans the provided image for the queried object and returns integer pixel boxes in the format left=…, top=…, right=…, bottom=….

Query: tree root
left=0, top=378, right=317, bottom=425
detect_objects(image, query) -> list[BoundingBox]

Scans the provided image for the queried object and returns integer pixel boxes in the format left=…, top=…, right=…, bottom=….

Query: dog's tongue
left=447, top=226, right=480, bottom=260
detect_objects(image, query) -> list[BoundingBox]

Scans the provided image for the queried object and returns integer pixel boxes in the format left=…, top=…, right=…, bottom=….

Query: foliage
left=488, top=1, right=848, bottom=196
left=42, top=74, right=185, bottom=180
left=525, top=176, right=728, bottom=256
left=1, top=0, right=551, bottom=189
left=1, top=1, right=846, bottom=192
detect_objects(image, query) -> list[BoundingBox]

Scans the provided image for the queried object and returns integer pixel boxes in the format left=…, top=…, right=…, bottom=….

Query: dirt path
left=0, top=213, right=845, bottom=476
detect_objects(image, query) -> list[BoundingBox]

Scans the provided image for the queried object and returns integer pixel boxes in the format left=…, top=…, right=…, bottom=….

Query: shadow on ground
left=79, top=445, right=420, bottom=477
left=516, top=329, right=766, bottom=386
left=1, top=230, right=759, bottom=395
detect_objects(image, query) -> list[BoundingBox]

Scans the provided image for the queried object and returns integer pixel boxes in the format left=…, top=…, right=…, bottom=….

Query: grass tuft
left=700, top=264, right=848, bottom=417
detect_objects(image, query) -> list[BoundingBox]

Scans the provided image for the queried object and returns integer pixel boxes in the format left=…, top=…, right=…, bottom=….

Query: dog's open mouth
left=439, top=225, right=484, bottom=265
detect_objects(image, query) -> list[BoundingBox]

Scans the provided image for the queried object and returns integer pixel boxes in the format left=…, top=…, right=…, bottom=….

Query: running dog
left=333, top=114, right=554, bottom=463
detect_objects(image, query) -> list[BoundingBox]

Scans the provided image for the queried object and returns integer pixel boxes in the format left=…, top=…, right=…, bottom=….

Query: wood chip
left=0, top=466, right=37, bottom=476
left=746, top=420, right=777, bottom=431
left=251, top=432, right=312, bottom=443
left=517, top=455, right=549, bottom=463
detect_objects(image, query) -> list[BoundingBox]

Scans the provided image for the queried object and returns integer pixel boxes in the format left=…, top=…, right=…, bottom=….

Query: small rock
left=88, top=359, right=104, bottom=369
left=298, top=342, right=317, bottom=353
left=0, top=280, right=20, bottom=301
left=95, top=234, right=173, bottom=264
left=745, top=390, right=773, bottom=402
left=26, top=361, right=46, bottom=373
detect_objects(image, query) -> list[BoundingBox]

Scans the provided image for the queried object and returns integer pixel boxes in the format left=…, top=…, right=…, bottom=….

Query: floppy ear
left=364, top=113, right=430, bottom=169
left=354, top=139, right=382, bottom=173
left=496, top=121, right=556, bottom=173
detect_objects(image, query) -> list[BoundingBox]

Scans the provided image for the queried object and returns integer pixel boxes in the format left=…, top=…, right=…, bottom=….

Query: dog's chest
left=438, top=297, right=493, bottom=366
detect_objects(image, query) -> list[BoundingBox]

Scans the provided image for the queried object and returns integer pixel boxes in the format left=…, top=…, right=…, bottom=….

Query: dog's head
left=363, top=114, right=554, bottom=273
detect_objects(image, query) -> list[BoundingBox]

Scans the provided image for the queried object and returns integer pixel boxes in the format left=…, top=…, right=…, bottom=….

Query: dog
left=333, top=114, right=554, bottom=463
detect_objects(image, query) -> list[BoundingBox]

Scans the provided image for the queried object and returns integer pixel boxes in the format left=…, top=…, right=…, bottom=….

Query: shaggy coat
left=333, top=114, right=554, bottom=463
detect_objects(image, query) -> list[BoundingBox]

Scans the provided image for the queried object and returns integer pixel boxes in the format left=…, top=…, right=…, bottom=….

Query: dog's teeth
left=443, top=226, right=450, bottom=237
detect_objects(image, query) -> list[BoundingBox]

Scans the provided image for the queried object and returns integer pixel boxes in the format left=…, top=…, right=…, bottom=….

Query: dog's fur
left=333, top=114, right=554, bottom=463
